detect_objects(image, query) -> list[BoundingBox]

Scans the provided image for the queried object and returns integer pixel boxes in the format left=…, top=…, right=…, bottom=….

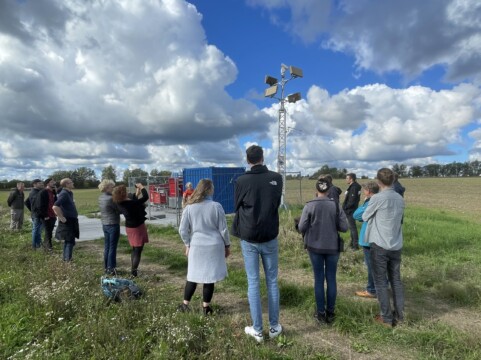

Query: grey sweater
left=298, top=197, right=348, bottom=254
left=98, top=192, right=120, bottom=225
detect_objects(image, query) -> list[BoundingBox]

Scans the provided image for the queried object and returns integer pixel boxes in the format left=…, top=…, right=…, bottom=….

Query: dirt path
left=79, top=235, right=480, bottom=360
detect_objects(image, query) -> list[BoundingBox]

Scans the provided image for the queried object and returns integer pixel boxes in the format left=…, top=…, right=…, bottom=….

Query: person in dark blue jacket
left=232, top=145, right=283, bottom=343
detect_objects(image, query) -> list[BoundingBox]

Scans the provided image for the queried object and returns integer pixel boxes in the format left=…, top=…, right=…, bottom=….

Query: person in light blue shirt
left=362, top=168, right=405, bottom=328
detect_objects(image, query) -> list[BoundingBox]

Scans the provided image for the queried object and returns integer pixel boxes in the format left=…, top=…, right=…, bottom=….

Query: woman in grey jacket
left=98, top=179, right=121, bottom=275
left=178, top=179, right=230, bottom=315
left=298, top=178, right=348, bottom=324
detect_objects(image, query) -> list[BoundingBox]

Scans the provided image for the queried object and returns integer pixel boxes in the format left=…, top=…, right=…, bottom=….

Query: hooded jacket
left=231, top=165, right=282, bottom=243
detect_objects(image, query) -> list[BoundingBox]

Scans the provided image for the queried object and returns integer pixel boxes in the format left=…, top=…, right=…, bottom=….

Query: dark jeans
left=370, top=243, right=404, bottom=323
left=362, top=247, right=376, bottom=294
left=63, top=241, right=75, bottom=261
left=346, top=213, right=359, bottom=249
left=32, top=217, right=43, bottom=248
left=103, top=224, right=120, bottom=271
left=308, top=251, right=340, bottom=314
left=42, top=217, right=57, bottom=250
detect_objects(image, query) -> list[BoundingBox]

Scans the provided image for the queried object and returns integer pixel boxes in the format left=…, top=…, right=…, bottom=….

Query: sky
left=1, top=0, right=481, bottom=180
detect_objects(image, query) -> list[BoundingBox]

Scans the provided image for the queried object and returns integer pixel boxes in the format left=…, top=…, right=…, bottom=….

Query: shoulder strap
left=332, top=199, right=340, bottom=230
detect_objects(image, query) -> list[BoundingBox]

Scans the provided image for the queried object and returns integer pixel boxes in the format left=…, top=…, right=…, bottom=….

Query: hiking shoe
left=374, top=315, right=392, bottom=328
left=131, top=269, right=138, bottom=278
left=177, top=303, right=191, bottom=313
left=355, top=290, right=376, bottom=298
left=106, top=268, right=117, bottom=276
left=325, top=311, right=336, bottom=324
left=314, top=311, right=326, bottom=324
left=245, top=326, right=263, bottom=343
left=269, top=324, right=283, bottom=339
left=203, top=305, right=213, bottom=316
left=393, top=318, right=405, bottom=327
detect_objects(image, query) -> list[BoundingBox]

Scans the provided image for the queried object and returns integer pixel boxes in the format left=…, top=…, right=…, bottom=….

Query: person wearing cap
left=37, top=178, right=58, bottom=251
left=24, top=179, right=44, bottom=249
left=7, top=182, right=25, bottom=231
left=53, top=178, right=79, bottom=262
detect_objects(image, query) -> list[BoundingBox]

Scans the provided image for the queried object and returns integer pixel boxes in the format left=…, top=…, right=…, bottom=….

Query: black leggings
left=183, top=281, right=215, bottom=303
left=131, top=245, right=144, bottom=271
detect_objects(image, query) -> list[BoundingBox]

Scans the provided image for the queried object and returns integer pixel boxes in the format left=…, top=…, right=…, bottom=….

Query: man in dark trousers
left=25, top=179, right=44, bottom=249
left=37, top=178, right=58, bottom=251
left=7, top=182, right=25, bottom=231
left=343, top=172, right=362, bottom=250
left=53, top=178, right=79, bottom=262
left=232, top=145, right=283, bottom=343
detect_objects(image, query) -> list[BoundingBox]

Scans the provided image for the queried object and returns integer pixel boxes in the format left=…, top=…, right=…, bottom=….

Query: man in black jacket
left=232, top=145, right=283, bottom=343
left=37, top=178, right=58, bottom=251
left=25, top=179, right=44, bottom=249
left=343, top=173, right=362, bottom=250
left=7, top=182, right=25, bottom=231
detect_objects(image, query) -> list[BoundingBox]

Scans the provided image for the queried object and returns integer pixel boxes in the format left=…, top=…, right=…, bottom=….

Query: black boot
left=326, top=310, right=335, bottom=324
left=314, top=311, right=326, bottom=324
left=203, top=305, right=213, bottom=316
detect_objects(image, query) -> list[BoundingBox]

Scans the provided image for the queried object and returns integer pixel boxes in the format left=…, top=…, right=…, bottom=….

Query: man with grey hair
left=7, top=182, right=25, bottom=231
left=53, top=178, right=79, bottom=262
left=353, top=181, right=380, bottom=299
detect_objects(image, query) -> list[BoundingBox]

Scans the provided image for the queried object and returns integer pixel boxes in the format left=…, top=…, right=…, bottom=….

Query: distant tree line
left=286, top=160, right=481, bottom=180
left=0, top=165, right=172, bottom=190
left=2, top=160, right=480, bottom=190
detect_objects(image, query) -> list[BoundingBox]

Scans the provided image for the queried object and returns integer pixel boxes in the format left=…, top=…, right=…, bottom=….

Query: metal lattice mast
left=264, top=63, right=303, bottom=208
left=278, top=66, right=287, bottom=204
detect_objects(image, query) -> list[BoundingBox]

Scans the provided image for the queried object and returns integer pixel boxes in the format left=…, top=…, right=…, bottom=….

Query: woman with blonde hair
left=178, top=179, right=230, bottom=315
left=112, top=183, right=149, bottom=277
left=98, top=179, right=120, bottom=275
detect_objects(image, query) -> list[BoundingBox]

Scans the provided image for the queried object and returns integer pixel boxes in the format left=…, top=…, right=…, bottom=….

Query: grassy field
left=1, top=178, right=481, bottom=359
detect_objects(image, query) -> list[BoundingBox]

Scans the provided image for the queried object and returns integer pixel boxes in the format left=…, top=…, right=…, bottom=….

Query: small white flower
left=58, top=317, right=64, bottom=321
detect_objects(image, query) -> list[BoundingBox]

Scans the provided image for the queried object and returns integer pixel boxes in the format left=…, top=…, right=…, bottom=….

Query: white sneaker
left=269, top=324, right=283, bottom=339
left=245, top=326, right=263, bottom=343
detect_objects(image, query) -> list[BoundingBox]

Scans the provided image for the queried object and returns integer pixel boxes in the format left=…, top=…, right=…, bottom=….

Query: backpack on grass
left=101, top=277, right=142, bottom=302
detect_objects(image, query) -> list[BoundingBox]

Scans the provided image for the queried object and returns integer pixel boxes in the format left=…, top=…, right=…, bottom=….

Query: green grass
left=1, top=180, right=481, bottom=359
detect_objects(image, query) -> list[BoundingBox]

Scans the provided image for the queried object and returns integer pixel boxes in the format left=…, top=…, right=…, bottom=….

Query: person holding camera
left=112, top=183, right=149, bottom=277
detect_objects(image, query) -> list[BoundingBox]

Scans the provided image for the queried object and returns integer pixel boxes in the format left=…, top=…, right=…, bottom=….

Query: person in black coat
left=232, top=145, right=283, bottom=343
left=342, top=173, right=362, bottom=250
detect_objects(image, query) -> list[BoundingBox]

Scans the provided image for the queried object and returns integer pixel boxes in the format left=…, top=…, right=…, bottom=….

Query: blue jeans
left=363, top=247, right=376, bottom=294
left=103, top=224, right=120, bottom=271
left=32, top=217, right=43, bottom=248
left=370, top=243, right=404, bottom=323
left=241, top=238, right=280, bottom=332
left=308, top=252, right=340, bottom=314
left=63, top=241, right=74, bottom=261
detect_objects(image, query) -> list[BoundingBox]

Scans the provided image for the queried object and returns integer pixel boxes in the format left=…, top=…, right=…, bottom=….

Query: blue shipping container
left=182, top=167, right=246, bottom=214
